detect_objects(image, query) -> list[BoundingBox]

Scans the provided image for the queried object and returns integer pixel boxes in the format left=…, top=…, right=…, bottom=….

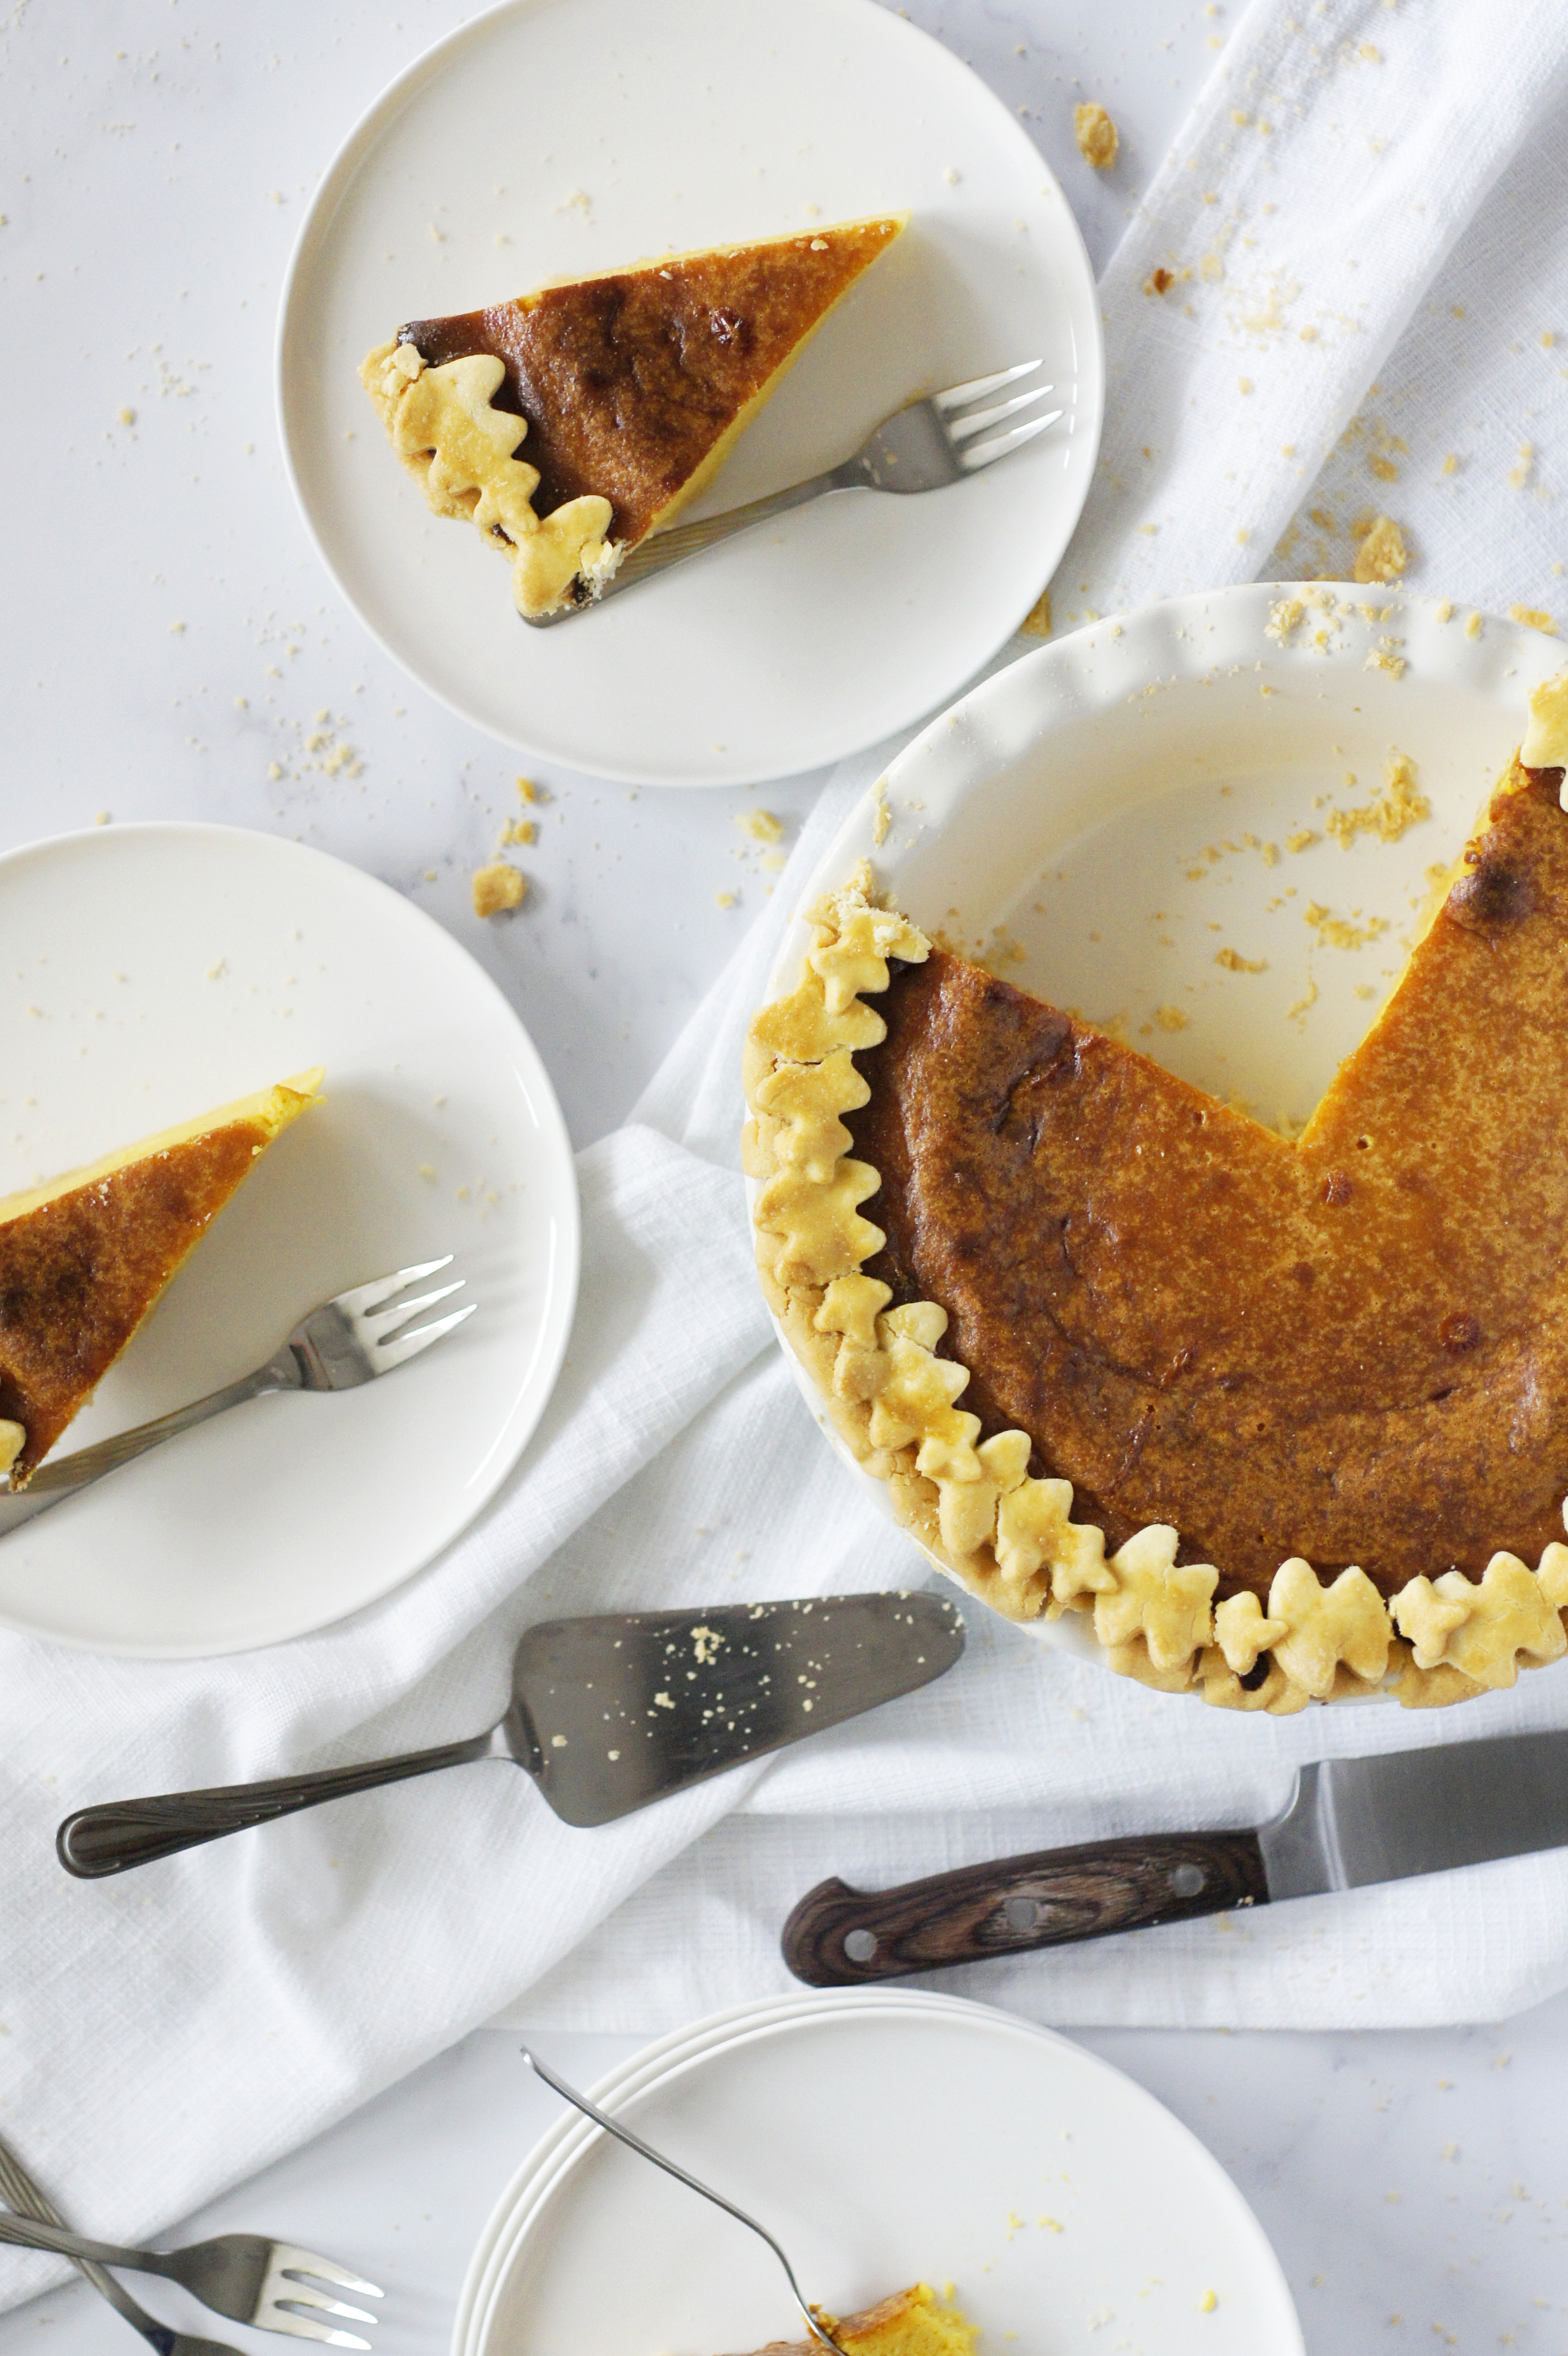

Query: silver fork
left=522, top=2051, right=850, bottom=2356
left=0, top=2124, right=241, bottom=2356
left=0, top=1258, right=475, bottom=1536
left=0, top=2215, right=382, bottom=2351
left=526, top=360, right=1062, bottom=624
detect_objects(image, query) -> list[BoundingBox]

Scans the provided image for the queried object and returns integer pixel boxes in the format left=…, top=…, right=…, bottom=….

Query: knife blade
left=779, top=1725, right=1568, bottom=1986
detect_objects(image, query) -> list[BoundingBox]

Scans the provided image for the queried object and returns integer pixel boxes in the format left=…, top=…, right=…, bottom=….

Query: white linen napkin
left=6, top=0, right=1568, bottom=2308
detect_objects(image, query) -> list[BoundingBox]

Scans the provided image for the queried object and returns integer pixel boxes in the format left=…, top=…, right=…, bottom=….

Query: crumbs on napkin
left=1353, top=515, right=1410, bottom=584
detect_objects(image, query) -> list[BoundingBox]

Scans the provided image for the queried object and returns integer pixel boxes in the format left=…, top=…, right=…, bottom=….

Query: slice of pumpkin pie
left=0, top=1071, right=322, bottom=1485
left=723, top=2286, right=977, bottom=2356
left=361, top=214, right=906, bottom=618
left=744, top=678, right=1568, bottom=1714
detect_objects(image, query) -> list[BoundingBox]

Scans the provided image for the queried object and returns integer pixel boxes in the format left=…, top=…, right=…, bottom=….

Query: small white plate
left=454, top=1991, right=1303, bottom=2356
left=757, top=583, right=1564, bottom=1673
left=278, top=0, right=1102, bottom=788
left=0, top=823, right=578, bottom=1658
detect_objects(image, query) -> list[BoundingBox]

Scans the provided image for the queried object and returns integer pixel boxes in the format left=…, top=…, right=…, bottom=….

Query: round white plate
left=454, top=1991, right=1303, bottom=2356
left=756, top=583, right=1566, bottom=1671
left=0, top=823, right=578, bottom=1657
left=278, top=0, right=1102, bottom=788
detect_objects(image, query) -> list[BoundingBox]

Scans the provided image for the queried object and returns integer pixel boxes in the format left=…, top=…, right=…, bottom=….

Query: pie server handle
left=779, top=1829, right=1268, bottom=1986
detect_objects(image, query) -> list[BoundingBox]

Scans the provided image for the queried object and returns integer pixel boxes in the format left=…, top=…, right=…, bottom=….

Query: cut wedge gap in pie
left=361, top=214, right=907, bottom=618
left=722, top=2286, right=978, bottom=2356
left=0, top=1071, right=323, bottom=1486
left=744, top=673, right=1568, bottom=1714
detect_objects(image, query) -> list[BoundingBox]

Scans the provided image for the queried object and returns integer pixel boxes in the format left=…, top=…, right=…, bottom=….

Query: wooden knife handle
left=780, top=1829, right=1268, bottom=1986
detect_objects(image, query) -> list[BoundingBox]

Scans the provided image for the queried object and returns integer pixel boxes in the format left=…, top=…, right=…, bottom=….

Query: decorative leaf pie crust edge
left=360, top=340, right=620, bottom=619
left=742, top=862, right=1568, bottom=1714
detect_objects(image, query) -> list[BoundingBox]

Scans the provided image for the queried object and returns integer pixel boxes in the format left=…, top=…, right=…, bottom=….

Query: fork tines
left=261, top=2243, right=384, bottom=2351
left=339, top=1255, right=477, bottom=1370
left=934, top=359, right=1062, bottom=472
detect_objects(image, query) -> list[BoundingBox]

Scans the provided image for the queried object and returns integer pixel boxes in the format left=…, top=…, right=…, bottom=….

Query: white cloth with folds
left=7, top=0, right=1568, bottom=2308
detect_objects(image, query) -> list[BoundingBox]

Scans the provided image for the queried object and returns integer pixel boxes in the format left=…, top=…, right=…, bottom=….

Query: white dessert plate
left=0, top=822, right=578, bottom=1658
left=277, top=0, right=1102, bottom=788
left=755, top=583, right=1565, bottom=1675
left=452, top=1990, right=1303, bottom=2356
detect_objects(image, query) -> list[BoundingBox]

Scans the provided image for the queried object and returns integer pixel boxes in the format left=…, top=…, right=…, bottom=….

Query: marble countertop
left=2, top=0, right=1562, bottom=2349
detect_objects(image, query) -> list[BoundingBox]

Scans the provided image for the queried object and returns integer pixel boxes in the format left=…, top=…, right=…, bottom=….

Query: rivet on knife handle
left=779, top=1831, right=1268, bottom=1987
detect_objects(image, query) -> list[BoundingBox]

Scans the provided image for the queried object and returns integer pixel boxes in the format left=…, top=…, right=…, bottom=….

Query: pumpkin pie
left=723, top=2286, right=977, bottom=2356
left=361, top=215, right=906, bottom=618
left=743, top=679, right=1568, bottom=1714
left=0, top=1071, right=322, bottom=1485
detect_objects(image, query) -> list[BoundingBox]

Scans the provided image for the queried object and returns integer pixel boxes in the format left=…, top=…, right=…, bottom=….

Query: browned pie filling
left=399, top=220, right=902, bottom=545
left=0, top=1077, right=318, bottom=1484
left=848, top=756, right=1568, bottom=1602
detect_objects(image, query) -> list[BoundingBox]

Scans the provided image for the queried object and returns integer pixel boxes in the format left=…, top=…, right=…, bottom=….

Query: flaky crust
left=743, top=866, right=1568, bottom=1711
left=359, top=340, right=616, bottom=619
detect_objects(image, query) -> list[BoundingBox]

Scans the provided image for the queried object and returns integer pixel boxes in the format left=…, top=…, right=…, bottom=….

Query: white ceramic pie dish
left=751, top=582, right=1566, bottom=1676
left=452, top=1991, right=1303, bottom=2356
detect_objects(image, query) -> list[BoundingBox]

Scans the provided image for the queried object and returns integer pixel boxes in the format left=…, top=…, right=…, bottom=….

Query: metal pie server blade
left=780, top=1724, right=1568, bottom=1987
left=513, top=1589, right=966, bottom=1828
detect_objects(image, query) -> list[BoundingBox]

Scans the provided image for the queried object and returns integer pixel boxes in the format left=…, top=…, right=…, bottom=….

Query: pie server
left=779, top=1724, right=1568, bottom=1985
left=55, top=1591, right=964, bottom=1879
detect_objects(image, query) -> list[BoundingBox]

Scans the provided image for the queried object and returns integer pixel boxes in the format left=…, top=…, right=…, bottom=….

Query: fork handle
left=0, top=1356, right=297, bottom=1536
left=0, top=2214, right=166, bottom=2274
left=55, top=1727, right=503, bottom=1878
left=0, top=2132, right=177, bottom=2355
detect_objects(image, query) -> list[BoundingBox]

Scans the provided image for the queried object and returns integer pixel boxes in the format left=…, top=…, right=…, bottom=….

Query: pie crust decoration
left=362, top=215, right=906, bottom=618
left=744, top=691, right=1568, bottom=1712
left=0, top=1071, right=322, bottom=1484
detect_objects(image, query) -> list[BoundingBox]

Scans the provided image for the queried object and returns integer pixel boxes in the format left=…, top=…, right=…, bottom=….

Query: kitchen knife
left=56, top=1590, right=965, bottom=1877
left=780, top=1725, right=1568, bottom=1986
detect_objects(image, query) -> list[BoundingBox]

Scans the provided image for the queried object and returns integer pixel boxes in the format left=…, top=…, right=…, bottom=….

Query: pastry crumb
left=871, top=780, right=891, bottom=848
left=516, top=775, right=543, bottom=802
left=1198, top=2289, right=1218, bottom=2313
left=497, top=815, right=537, bottom=847
left=1354, top=516, right=1409, bottom=584
left=472, top=860, right=527, bottom=917
left=1326, top=751, right=1429, bottom=848
left=1509, top=605, right=1556, bottom=635
left=1465, top=609, right=1483, bottom=639
left=1305, top=901, right=1387, bottom=950
left=1265, top=596, right=1305, bottom=643
left=715, top=890, right=738, bottom=910
left=1021, top=588, right=1052, bottom=639
left=1153, top=1004, right=1190, bottom=1031
left=1215, top=947, right=1266, bottom=972
left=737, top=808, right=784, bottom=844
left=1073, top=101, right=1118, bottom=168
